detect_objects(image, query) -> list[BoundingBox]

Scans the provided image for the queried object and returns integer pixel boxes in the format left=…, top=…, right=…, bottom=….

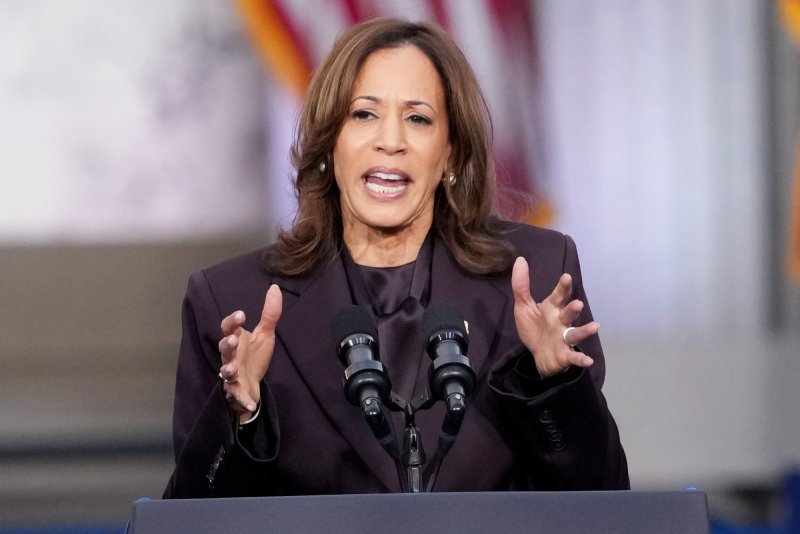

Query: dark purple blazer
left=163, top=223, right=628, bottom=498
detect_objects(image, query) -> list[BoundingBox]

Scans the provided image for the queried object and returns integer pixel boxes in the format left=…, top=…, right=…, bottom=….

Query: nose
left=374, top=115, right=406, bottom=155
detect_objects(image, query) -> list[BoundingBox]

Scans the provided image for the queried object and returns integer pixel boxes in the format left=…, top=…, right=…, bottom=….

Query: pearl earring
left=318, top=161, right=327, bottom=173
left=448, top=173, right=457, bottom=185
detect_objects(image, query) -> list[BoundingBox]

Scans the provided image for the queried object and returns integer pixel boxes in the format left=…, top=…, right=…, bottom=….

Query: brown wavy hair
left=264, top=17, right=516, bottom=276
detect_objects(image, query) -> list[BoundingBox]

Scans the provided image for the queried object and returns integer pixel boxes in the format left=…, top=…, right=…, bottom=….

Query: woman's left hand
left=511, top=256, right=597, bottom=378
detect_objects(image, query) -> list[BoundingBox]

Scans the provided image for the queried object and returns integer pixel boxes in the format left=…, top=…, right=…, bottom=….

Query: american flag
left=778, top=0, right=800, bottom=283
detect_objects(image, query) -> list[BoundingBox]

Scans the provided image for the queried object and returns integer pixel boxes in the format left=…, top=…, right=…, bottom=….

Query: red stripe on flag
left=268, top=0, right=315, bottom=71
left=341, top=0, right=380, bottom=24
left=788, top=138, right=800, bottom=283
left=486, top=0, right=533, bottom=46
left=484, top=0, right=551, bottom=224
left=427, top=0, right=450, bottom=31
left=341, top=0, right=361, bottom=24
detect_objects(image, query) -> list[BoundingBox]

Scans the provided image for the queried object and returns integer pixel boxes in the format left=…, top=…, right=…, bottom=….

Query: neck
left=344, top=223, right=430, bottom=267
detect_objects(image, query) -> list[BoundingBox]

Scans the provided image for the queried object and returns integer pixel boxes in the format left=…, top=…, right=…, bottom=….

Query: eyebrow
left=351, top=95, right=435, bottom=111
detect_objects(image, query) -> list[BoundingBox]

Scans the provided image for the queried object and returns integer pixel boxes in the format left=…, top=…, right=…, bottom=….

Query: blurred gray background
left=1, top=0, right=798, bottom=530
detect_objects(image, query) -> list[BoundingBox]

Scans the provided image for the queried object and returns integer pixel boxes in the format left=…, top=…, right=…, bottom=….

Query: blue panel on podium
left=129, top=491, right=708, bottom=534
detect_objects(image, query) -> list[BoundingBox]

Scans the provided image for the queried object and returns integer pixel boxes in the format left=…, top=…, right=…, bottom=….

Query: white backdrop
left=0, top=0, right=269, bottom=243
left=538, top=0, right=766, bottom=339
left=534, top=1, right=800, bottom=490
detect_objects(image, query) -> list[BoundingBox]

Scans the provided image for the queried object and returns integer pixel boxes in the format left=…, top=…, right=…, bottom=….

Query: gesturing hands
left=511, top=257, right=597, bottom=378
left=218, top=284, right=283, bottom=423
left=214, top=258, right=592, bottom=420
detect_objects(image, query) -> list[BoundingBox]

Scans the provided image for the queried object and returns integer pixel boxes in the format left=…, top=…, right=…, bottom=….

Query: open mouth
left=364, top=171, right=409, bottom=195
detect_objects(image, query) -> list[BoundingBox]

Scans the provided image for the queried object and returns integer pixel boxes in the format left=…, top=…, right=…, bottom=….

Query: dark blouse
left=341, top=234, right=434, bottom=403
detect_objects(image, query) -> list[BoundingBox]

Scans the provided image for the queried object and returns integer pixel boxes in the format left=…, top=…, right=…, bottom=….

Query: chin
left=367, top=222, right=409, bottom=235
left=362, top=211, right=414, bottom=232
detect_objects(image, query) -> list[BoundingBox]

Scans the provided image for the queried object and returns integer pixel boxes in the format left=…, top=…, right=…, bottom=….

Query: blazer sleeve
left=162, top=271, right=281, bottom=498
left=488, top=234, right=630, bottom=490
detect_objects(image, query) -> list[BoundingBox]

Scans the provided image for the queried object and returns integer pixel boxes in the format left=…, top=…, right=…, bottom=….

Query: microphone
left=332, top=305, right=393, bottom=441
left=422, top=303, right=476, bottom=436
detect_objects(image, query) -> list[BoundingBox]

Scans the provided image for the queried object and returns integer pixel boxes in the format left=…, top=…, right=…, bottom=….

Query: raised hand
left=511, top=257, right=597, bottom=378
left=217, top=284, right=282, bottom=423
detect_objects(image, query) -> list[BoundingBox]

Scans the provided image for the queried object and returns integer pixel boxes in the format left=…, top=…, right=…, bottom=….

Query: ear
left=444, top=143, right=453, bottom=173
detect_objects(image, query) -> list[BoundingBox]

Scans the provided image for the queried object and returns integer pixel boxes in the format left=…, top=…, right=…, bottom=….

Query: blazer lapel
left=273, top=257, right=399, bottom=491
left=409, top=238, right=518, bottom=475
left=427, top=238, right=515, bottom=382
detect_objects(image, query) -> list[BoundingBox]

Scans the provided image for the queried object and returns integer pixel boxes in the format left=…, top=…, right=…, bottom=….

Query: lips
left=363, top=169, right=409, bottom=195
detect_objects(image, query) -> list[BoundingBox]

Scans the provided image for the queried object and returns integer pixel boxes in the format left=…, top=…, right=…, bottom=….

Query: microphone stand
left=411, top=385, right=467, bottom=493
left=358, top=379, right=472, bottom=493
left=402, top=425, right=425, bottom=493
left=381, top=391, right=429, bottom=493
left=404, top=388, right=434, bottom=493
left=345, top=345, right=472, bottom=492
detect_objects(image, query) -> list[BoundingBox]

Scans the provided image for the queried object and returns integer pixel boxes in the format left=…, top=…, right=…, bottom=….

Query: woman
left=164, top=17, right=628, bottom=498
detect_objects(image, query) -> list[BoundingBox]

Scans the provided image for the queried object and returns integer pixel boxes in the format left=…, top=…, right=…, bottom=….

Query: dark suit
left=164, top=223, right=629, bottom=498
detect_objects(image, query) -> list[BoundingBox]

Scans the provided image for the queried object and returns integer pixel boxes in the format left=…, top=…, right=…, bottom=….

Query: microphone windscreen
left=422, top=302, right=466, bottom=340
left=332, top=305, right=377, bottom=343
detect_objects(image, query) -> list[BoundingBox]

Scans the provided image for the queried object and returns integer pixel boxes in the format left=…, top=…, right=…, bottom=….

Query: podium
left=128, top=491, right=709, bottom=533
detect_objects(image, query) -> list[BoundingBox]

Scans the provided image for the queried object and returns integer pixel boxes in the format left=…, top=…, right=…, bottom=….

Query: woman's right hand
left=218, top=284, right=282, bottom=423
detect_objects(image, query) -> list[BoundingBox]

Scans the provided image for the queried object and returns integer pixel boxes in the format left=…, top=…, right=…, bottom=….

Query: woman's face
left=333, top=45, right=451, bottom=239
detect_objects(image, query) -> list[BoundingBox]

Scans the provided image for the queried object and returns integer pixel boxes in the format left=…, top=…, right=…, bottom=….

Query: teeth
left=369, top=172, right=404, bottom=181
left=366, top=182, right=407, bottom=194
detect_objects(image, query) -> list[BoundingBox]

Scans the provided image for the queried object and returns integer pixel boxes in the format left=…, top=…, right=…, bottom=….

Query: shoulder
left=494, top=220, right=573, bottom=259
left=491, top=221, right=585, bottom=295
left=184, top=248, right=274, bottom=317
left=188, top=245, right=326, bottom=315
left=198, top=248, right=271, bottom=287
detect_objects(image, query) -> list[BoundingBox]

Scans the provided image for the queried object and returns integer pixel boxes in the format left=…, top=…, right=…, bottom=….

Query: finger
left=558, top=299, right=584, bottom=325
left=223, top=383, right=258, bottom=414
left=511, top=257, right=533, bottom=305
left=218, top=334, right=239, bottom=360
left=564, top=350, right=594, bottom=368
left=564, top=321, right=600, bottom=347
left=232, top=384, right=258, bottom=413
left=221, top=310, right=246, bottom=336
left=546, top=273, right=573, bottom=307
left=219, top=362, right=239, bottom=383
left=257, top=284, right=283, bottom=332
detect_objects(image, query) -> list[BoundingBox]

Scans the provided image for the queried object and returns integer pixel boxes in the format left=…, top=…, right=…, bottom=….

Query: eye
left=408, top=114, right=432, bottom=126
left=351, top=109, right=375, bottom=121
